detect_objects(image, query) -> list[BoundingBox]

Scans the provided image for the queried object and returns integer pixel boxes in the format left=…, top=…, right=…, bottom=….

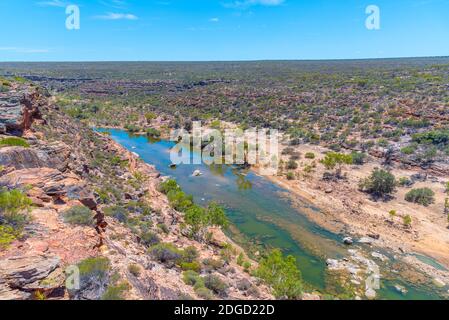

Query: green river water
left=102, top=129, right=447, bottom=300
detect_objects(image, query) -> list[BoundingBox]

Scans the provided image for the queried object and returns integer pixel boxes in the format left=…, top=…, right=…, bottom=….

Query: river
left=100, top=128, right=446, bottom=300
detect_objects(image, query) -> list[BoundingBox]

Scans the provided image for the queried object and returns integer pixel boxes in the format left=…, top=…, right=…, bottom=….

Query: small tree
left=389, top=210, right=397, bottom=222
left=255, top=249, right=303, bottom=299
left=403, top=215, right=412, bottom=228
left=184, top=202, right=228, bottom=242
left=320, top=152, right=353, bottom=178
left=359, top=168, right=396, bottom=199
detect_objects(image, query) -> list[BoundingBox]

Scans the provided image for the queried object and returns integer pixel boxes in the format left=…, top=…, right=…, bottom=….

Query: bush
left=412, top=129, right=449, bottom=147
left=127, top=264, right=141, bottom=277
left=184, top=202, right=228, bottom=241
left=0, top=189, right=32, bottom=216
left=403, top=215, right=412, bottom=227
left=0, top=137, right=30, bottom=148
left=180, top=261, right=201, bottom=272
left=405, top=188, right=435, bottom=206
left=255, top=249, right=303, bottom=299
left=0, top=225, right=19, bottom=249
left=158, top=179, right=181, bottom=194
left=203, top=274, right=228, bottom=297
left=182, top=246, right=199, bottom=263
left=63, top=206, right=93, bottom=226
left=194, top=286, right=214, bottom=300
left=0, top=189, right=32, bottom=230
left=286, top=160, right=298, bottom=170
left=286, top=172, right=295, bottom=180
left=183, top=270, right=202, bottom=286
left=351, top=152, right=367, bottom=165
left=167, top=190, right=194, bottom=212
left=320, top=152, right=353, bottom=177
left=140, top=230, right=160, bottom=247
left=101, top=282, right=129, bottom=300
left=104, top=206, right=129, bottom=223
left=401, top=145, right=416, bottom=155
left=398, top=177, right=413, bottom=187
left=146, top=128, right=161, bottom=138
left=149, top=243, right=183, bottom=267
left=359, top=168, right=396, bottom=199
left=78, top=257, right=110, bottom=278
left=305, top=152, right=315, bottom=159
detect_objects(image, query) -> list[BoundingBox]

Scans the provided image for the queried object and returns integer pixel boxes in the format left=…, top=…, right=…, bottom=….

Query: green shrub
left=0, top=189, right=32, bottom=216
left=204, top=274, right=228, bottom=297
left=359, top=168, right=396, bottom=199
left=158, top=179, right=181, bottom=194
left=0, top=225, right=19, bottom=249
left=405, top=188, right=435, bottom=206
left=401, top=145, right=417, bottom=155
left=0, top=189, right=32, bottom=231
left=149, top=243, right=183, bottom=267
left=194, top=286, right=214, bottom=300
left=157, top=223, right=169, bottom=234
left=78, top=257, right=110, bottom=278
left=351, top=152, right=367, bottom=165
left=104, top=205, right=129, bottom=223
left=412, top=129, right=449, bottom=147
left=184, top=202, right=228, bottom=241
left=255, top=249, right=303, bottom=299
left=305, top=152, right=315, bottom=159
left=202, top=258, right=224, bottom=271
left=63, top=206, right=94, bottom=226
left=320, top=152, right=353, bottom=177
left=398, top=177, right=413, bottom=187
left=127, top=264, right=141, bottom=277
left=180, top=261, right=201, bottom=272
left=167, top=190, right=194, bottom=212
left=140, top=230, right=160, bottom=247
left=286, top=160, right=298, bottom=170
left=183, top=270, right=202, bottom=286
left=182, top=246, right=199, bottom=263
left=286, top=172, right=295, bottom=180
left=403, top=215, right=412, bottom=227
left=146, top=128, right=161, bottom=138
left=101, top=282, right=129, bottom=300
left=0, top=137, right=30, bottom=148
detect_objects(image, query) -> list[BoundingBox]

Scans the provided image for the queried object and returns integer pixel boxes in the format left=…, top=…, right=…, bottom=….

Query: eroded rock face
left=0, top=143, right=69, bottom=171
left=0, top=87, right=42, bottom=135
left=0, top=255, right=62, bottom=300
left=0, top=168, right=79, bottom=196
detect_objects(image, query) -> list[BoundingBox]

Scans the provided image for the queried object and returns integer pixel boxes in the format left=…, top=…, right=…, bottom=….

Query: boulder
left=192, top=170, right=202, bottom=177
left=0, top=254, right=62, bottom=300
left=0, top=88, right=41, bottom=135
left=343, top=237, right=354, bottom=245
left=0, top=143, right=69, bottom=171
left=0, top=168, right=79, bottom=198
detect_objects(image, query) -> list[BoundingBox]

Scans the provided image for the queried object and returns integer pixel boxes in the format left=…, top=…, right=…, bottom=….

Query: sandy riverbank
left=253, top=143, right=449, bottom=287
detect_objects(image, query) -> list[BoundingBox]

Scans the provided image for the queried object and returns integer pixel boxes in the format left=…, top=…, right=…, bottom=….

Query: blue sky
left=0, top=0, right=448, bottom=61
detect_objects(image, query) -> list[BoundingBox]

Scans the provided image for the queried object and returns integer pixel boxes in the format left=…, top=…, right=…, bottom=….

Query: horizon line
left=1, top=55, right=449, bottom=64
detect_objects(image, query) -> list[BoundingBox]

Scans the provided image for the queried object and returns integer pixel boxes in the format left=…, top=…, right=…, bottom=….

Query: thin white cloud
left=94, top=12, right=138, bottom=20
left=209, top=17, right=220, bottom=22
left=0, top=47, right=49, bottom=53
left=98, top=0, right=128, bottom=9
left=36, top=0, right=67, bottom=7
left=223, top=0, right=285, bottom=9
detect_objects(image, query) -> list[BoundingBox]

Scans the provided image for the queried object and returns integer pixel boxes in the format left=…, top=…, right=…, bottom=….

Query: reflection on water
left=101, top=129, right=445, bottom=300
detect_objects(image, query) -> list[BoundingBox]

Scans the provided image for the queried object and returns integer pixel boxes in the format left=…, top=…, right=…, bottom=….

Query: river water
left=101, top=129, right=446, bottom=300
